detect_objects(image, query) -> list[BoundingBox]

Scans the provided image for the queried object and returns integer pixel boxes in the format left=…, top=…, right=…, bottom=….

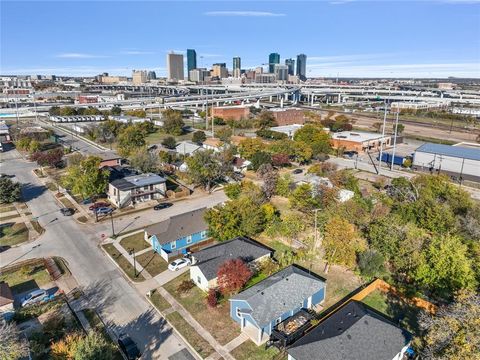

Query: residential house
left=108, top=173, right=166, bottom=208
left=190, top=236, right=273, bottom=291
left=0, top=282, right=14, bottom=320
left=233, top=157, right=251, bottom=173
left=0, top=121, right=11, bottom=143
left=175, top=141, right=202, bottom=157
left=144, top=208, right=210, bottom=261
left=98, top=152, right=122, bottom=167
left=230, top=265, right=326, bottom=345
left=286, top=300, right=412, bottom=360
left=202, top=138, right=224, bottom=152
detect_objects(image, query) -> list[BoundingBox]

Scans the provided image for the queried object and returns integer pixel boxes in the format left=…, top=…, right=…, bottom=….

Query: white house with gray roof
left=108, top=173, right=166, bottom=208
left=189, top=236, right=272, bottom=291
left=230, top=265, right=326, bottom=345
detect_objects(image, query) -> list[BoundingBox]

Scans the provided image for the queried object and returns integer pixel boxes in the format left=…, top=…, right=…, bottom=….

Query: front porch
left=241, top=320, right=269, bottom=345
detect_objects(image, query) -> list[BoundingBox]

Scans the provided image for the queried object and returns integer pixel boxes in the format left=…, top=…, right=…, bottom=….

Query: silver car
left=21, top=289, right=48, bottom=307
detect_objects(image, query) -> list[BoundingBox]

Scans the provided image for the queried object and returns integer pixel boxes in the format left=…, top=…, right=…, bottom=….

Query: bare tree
left=0, top=320, right=29, bottom=360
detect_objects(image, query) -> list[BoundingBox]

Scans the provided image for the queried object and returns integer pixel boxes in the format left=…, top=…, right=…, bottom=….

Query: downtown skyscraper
left=187, top=49, right=197, bottom=81
left=167, top=52, right=184, bottom=81
left=285, top=58, right=295, bottom=76
left=269, top=53, right=280, bottom=73
left=296, top=54, right=307, bottom=81
left=233, top=56, right=241, bottom=78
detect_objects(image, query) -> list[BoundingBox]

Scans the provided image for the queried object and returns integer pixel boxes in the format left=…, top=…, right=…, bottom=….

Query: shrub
left=206, top=288, right=218, bottom=308
left=177, top=279, right=195, bottom=294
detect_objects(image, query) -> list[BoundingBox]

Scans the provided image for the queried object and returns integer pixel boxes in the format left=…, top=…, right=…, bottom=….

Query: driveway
left=0, top=150, right=194, bottom=360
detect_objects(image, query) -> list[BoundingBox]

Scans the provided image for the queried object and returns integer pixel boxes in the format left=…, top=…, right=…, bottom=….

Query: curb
left=145, top=294, right=204, bottom=360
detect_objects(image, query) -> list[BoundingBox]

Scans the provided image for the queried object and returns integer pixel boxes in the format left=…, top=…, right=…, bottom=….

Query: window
left=170, top=241, right=176, bottom=249
left=275, top=317, right=282, bottom=325
left=144, top=186, right=148, bottom=190
left=236, top=308, right=241, bottom=317
left=113, top=188, right=117, bottom=196
left=197, top=276, right=201, bottom=284
left=186, top=235, right=192, bottom=244
left=200, top=230, right=208, bottom=239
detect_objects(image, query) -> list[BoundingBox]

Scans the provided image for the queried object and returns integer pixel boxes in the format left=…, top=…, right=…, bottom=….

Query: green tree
left=323, top=216, right=367, bottom=270
left=358, top=249, right=386, bottom=280
left=256, top=110, right=277, bottom=129
left=224, top=183, right=242, bottom=200
left=192, top=131, right=206, bottom=144
left=250, top=151, right=272, bottom=171
left=293, top=124, right=331, bottom=157
left=161, top=136, right=177, bottom=149
left=117, top=125, right=146, bottom=157
left=74, top=332, right=115, bottom=360
left=110, top=105, right=122, bottom=116
left=238, top=138, right=266, bottom=159
left=215, top=127, right=233, bottom=142
left=417, top=291, right=480, bottom=360
left=0, top=320, right=29, bottom=360
left=128, top=148, right=159, bottom=173
left=162, top=109, right=185, bottom=135
left=289, top=184, right=321, bottom=212
left=393, top=123, right=405, bottom=135
left=0, top=177, right=22, bottom=203
left=62, top=156, right=110, bottom=199
left=276, top=174, right=294, bottom=197
left=185, top=150, right=232, bottom=192
left=414, top=234, right=476, bottom=299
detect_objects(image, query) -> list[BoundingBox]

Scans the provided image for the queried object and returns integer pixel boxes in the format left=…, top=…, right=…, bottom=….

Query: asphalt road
left=0, top=149, right=196, bottom=360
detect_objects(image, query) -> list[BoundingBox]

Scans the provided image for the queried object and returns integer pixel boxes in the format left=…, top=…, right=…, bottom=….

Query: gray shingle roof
left=416, top=143, right=480, bottom=161
left=231, top=265, right=326, bottom=327
left=145, top=208, right=207, bottom=245
left=287, top=301, right=412, bottom=360
left=110, top=173, right=166, bottom=190
left=192, top=237, right=272, bottom=281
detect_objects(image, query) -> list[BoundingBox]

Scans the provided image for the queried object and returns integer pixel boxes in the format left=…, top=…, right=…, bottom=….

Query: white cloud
left=55, top=53, right=107, bottom=59
left=204, top=11, right=285, bottom=17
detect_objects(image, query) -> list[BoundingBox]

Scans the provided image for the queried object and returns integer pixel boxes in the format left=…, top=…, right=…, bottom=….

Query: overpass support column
left=338, top=94, right=341, bottom=103
left=280, top=98, right=284, bottom=108
left=311, top=95, right=314, bottom=106
left=269, top=96, right=273, bottom=102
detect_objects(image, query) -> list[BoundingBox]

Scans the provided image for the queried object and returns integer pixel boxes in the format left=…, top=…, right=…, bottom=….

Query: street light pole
left=377, top=102, right=388, bottom=174
left=391, top=111, right=399, bottom=171
left=129, top=248, right=137, bottom=277
left=110, top=212, right=115, bottom=238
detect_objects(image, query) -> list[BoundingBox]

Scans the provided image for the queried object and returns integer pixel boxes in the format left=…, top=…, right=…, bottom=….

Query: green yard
left=102, top=243, right=145, bottom=282
left=231, top=340, right=281, bottom=360
left=59, top=196, right=76, bottom=209
left=0, top=205, right=16, bottom=213
left=150, top=289, right=172, bottom=312
left=119, top=232, right=150, bottom=252
left=166, top=311, right=215, bottom=358
left=0, top=222, right=29, bottom=246
left=0, top=260, right=51, bottom=295
left=164, top=272, right=240, bottom=345
left=136, top=250, right=168, bottom=277
left=361, top=289, right=422, bottom=334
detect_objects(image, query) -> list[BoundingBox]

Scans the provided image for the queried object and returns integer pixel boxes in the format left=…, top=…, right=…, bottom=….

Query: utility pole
left=378, top=102, right=388, bottom=174
left=390, top=111, right=399, bottom=171
left=110, top=212, right=116, bottom=237
left=129, top=248, right=137, bottom=277
left=312, top=208, right=321, bottom=249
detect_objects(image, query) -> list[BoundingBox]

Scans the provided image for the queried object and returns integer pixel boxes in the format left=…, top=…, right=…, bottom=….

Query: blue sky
left=1, top=0, right=480, bottom=78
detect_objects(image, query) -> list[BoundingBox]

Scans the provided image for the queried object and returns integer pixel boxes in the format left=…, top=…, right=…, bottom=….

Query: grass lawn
left=150, top=289, right=172, bottom=312
left=83, top=308, right=103, bottom=329
left=102, top=244, right=145, bottom=282
left=119, top=232, right=150, bottom=252
left=45, top=182, right=58, bottom=192
left=362, top=289, right=422, bottom=334
left=0, top=222, right=29, bottom=246
left=166, top=311, right=215, bottom=358
left=59, top=196, right=76, bottom=209
left=164, top=272, right=240, bottom=345
left=136, top=250, right=168, bottom=277
left=0, top=213, right=21, bottom=221
left=145, top=131, right=193, bottom=145
left=0, top=205, right=16, bottom=213
left=76, top=215, right=89, bottom=224
left=0, top=261, right=51, bottom=295
left=30, top=220, right=45, bottom=235
left=244, top=271, right=268, bottom=289
left=231, top=340, right=281, bottom=360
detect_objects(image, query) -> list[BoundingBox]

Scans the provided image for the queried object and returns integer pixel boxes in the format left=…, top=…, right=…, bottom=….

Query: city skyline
left=1, top=1, right=480, bottom=78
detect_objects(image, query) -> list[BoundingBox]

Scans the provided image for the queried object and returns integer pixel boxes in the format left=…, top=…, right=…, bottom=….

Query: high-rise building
left=285, top=58, right=295, bottom=76
left=187, top=49, right=197, bottom=80
left=296, top=54, right=307, bottom=81
left=167, top=52, right=184, bottom=81
left=233, top=57, right=241, bottom=78
left=275, top=65, right=289, bottom=81
left=147, top=71, right=156, bottom=80
left=189, top=68, right=210, bottom=83
left=132, top=70, right=147, bottom=84
left=269, top=53, right=280, bottom=73
left=212, top=63, right=228, bottom=78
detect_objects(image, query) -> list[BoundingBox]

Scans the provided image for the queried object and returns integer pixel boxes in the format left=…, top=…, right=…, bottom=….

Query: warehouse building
left=330, top=131, right=392, bottom=154
left=413, top=143, right=480, bottom=181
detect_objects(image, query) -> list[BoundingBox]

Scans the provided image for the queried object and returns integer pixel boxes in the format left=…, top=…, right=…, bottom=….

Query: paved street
left=0, top=149, right=198, bottom=360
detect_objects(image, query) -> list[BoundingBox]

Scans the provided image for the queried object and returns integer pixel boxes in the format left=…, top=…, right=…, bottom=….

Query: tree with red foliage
left=271, top=153, right=290, bottom=167
left=31, top=148, right=64, bottom=167
left=206, top=288, right=218, bottom=308
left=217, top=259, right=252, bottom=296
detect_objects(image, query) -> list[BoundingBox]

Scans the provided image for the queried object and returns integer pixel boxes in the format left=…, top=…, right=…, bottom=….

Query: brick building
left=331, top=131, right=391, bottom=153
left=270, top=108, right=306, bottom=126
left=211, top=105, right=250, bottom=121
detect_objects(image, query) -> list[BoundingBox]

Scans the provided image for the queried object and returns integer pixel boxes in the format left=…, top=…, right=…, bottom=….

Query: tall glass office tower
left=269, top=53, right=280, bottom=73
left=296, top=54, right=307, bottom=81
left=285, top=58, right=295, bottom=76
left=187, top=49, right=197, bottom=80
left=233, top=57, right=241, bottom=78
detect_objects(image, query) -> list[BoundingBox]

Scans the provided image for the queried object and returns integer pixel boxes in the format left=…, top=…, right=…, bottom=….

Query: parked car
left=21, top=289, right=48, bottom=307
left=168, top=258, right=191, bottom=271
left=117, top=334, right=141, bottom=360
left=292, top=168, right=303, bottom=174
left=95, top=207, right=113, bottom=215
left=153, top=203, right=173, bottom=211
left=0, top=173, right=14, bottom=178
left=89, top=202, right=110, bottom=211
left=60, top=208, right=75, bottom=216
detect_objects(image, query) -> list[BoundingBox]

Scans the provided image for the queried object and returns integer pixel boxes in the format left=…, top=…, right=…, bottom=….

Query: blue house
left=230, top=265, right=326, bottom=345
left=144, top=207, right=209, bottom=261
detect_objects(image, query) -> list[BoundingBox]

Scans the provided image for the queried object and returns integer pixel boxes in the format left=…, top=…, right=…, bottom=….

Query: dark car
left=60, top=208, right=75, bottom=216
left=118, top=334, right=141, bottom=360
left=292, top=168, right=303, bottom=174
left=154, top=203, right=173, bottom=211
left=89, top=202, right=110, bottom=211
left=95, top=207, right=113, bottom=215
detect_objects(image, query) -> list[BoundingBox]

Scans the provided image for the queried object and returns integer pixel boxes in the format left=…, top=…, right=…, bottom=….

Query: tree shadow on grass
left=384, top=291, right=423, bottom=335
